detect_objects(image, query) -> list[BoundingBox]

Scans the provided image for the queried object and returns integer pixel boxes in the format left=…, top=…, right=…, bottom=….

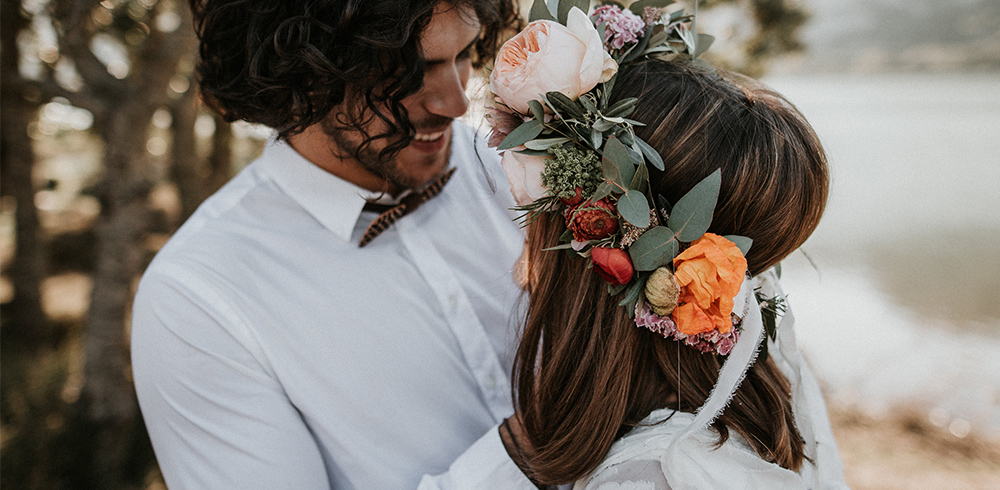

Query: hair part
left=189, top=0, right=520, bottom=161
left=514, top=59, right=827, bottom=484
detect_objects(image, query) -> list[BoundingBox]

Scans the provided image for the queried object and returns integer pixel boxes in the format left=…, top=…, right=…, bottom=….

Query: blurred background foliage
left=0, top=0, right=854, bottom=488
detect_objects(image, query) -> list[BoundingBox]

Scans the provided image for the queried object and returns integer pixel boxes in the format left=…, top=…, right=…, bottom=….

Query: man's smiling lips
left=408, top=126, right=451, bottom=154
left=413, top=127, right=448, bottom=142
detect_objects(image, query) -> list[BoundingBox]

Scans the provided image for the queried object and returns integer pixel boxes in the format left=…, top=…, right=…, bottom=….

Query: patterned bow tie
left=358, top=167, right=456, bottom=247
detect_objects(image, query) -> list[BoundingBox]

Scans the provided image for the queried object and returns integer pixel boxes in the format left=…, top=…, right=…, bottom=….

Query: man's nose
left=422, top=65, right=470, bottom=120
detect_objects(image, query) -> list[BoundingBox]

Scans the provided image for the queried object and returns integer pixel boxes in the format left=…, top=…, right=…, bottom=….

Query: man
left=131, top=1, right=534, bottom=488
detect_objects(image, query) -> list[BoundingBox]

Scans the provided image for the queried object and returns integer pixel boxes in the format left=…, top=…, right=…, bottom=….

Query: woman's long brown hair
left=513, top=60, right=828, bottom=485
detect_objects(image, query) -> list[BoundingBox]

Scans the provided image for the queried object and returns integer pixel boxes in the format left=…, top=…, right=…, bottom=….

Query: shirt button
left=447, top=294, right=458, bottom=312
left=487, top=375, right=497, bottom=389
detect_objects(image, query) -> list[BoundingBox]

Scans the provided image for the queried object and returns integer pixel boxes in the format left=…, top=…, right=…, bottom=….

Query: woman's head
left=614, top=60, right=828, bottom=275
left=516, top=59, right=826, bottom=484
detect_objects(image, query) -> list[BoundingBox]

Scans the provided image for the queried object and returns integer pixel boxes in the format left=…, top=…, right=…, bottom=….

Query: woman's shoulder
left=575, top=409, right=808, bottom=490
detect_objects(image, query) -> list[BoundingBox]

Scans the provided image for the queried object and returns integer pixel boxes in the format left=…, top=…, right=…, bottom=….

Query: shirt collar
left=260, top=137, right=383, bottom=243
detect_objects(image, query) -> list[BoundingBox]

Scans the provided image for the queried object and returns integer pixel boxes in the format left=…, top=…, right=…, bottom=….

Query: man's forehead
left=419, top=3, right=482, bottom=58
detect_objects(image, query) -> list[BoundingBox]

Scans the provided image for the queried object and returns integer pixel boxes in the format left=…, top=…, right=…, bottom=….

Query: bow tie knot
left=358, top=167, right=456, bottom=247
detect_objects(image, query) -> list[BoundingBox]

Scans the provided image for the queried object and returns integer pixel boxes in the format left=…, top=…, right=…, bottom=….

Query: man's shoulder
left=144, top=156, right=294, bottom=280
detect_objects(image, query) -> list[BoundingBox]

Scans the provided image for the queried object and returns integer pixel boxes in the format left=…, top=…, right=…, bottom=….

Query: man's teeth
left=413, top=131, right=445, bottom=142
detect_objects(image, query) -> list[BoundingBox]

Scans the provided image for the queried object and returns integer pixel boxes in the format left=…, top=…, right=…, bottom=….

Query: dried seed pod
left=645, top=266, right=679, bottom=316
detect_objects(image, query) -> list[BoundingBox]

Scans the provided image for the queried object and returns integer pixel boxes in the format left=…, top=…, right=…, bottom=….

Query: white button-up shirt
left=131, top=122, right=533, bottom=489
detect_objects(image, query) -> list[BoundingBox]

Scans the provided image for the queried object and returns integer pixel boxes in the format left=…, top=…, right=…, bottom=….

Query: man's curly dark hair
left=189, top=0, right=520, bottom=162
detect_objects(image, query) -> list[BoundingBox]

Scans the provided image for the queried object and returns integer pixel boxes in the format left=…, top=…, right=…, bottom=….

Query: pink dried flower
left=484, top=97, right=524, bottom=148
left=635, top=304, right=740, bottom=355
left=590, top=5, right=647, bottom=51
left=641, top=7, right=663, bottom=27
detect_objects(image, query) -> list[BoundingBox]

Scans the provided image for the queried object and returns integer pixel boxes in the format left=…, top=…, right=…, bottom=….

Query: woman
left=486, top=4, right=849, bottom=489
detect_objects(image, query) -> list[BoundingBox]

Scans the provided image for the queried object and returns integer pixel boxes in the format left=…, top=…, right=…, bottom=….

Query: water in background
left=760, top=71, right=1000, bottom=439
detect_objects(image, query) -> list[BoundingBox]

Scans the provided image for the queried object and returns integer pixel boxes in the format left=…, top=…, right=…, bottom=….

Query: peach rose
left=671, top=234, right=748, bottom=336
left=500, top=150, right=549, bottom=206
left=490, top=7, right=618, bottom=114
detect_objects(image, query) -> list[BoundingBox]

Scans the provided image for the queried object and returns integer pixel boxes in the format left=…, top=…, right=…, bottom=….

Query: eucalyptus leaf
left=646, top=29, right=668, bottom=49
left=593, top=118, right=616, bottom=132
left=546, top=91, right=584, bottom=118
left=693, top=33, right=715, bottom=60
left=635, top=137, right=664, bottom=170
left=542, top=243, right=575, bottom=251
left=622, top=24, right=653, bottom=64
left=626, top=145, right=643, bottom=166
left=618, top=190, right=651, bottom=228
left=559, top=228, right=573, bottom=243
left=656, top=194, right=672, bottom=215
left=529, top=0, right=555, bottom=22
left=630, top=161, right=649, bottom=194
left=498, top=119, right=543, bottom=150
left=667, top=169, right=720, bottom=241
left=514, top=148, right=551, bottom=156
left=723, top=235, right=753, bottom=255
left=529, top=100, right=545, bottom=121
left=629, top=226, right=679, bottom=271
left=604, top=98, right=637, bottom=118
left=590, top=127, right=602, bottom=150
left=628, top=0, right=676, bottom=15
left=558, top=0, right=588, bottom=24
left=524, top=137, right=570, bottom=151
left=591, top=181, right=615, bottom=202
left=679, top=25, right=697, bottom=54
left=601, top=77, right=616, bottom=106
left=618, top=275, right=646, bottom=308
left=603, top=136, right=635, bottom=187
left=601, top=159, right=623, bottom=189
left=608, top=282, right=629, bottom=296
left=642, top=46, right=677, bottom=55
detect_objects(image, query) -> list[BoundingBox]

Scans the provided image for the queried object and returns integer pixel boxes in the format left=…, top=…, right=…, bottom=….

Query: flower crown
left=487, top=0, right=781, bottom=355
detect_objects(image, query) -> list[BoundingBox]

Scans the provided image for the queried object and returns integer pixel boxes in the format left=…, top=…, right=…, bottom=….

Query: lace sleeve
left=576, top=459, right=672, bottom=490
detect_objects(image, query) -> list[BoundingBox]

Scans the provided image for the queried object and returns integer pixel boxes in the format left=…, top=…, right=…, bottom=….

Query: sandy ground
left=830, top=405, right=1000, bottom=489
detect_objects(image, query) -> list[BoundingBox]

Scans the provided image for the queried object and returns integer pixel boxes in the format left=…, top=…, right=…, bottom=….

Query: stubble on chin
left=321, top=116, right=452, bottom=192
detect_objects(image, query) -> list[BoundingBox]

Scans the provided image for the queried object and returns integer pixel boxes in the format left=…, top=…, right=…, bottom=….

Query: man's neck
left=287, top=125, right=399, bottom=195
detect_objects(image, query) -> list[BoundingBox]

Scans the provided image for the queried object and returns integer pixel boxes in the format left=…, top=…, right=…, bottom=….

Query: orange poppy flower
left=671, top=233, right=748, bottom=336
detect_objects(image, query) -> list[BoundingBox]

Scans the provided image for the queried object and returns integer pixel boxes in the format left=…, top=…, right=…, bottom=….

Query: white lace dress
left=574, top=409, right=815, bottom=490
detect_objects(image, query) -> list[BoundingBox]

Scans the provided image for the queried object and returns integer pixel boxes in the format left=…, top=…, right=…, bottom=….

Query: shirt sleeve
left=131, top=267, right=331, bottom=490
left=417, top=426, right=536, bottom=489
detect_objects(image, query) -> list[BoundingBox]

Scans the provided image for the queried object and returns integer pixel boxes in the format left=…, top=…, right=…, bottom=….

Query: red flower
left=559, top=187, right=585, bottom=206
left=591, top=246, right=634, bottom=285
left=567, top=199, right=619, bottom=241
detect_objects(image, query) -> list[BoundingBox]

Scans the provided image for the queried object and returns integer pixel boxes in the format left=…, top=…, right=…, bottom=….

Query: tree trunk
left=0, top=0, right=49, bottom=346
left=71, top=1, right=194, bottom=486
left=207, top=113, right=234, bottom=195
left=171, top=82, right=202, bottom=223
left=82, top=100, right=156, bottom=490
